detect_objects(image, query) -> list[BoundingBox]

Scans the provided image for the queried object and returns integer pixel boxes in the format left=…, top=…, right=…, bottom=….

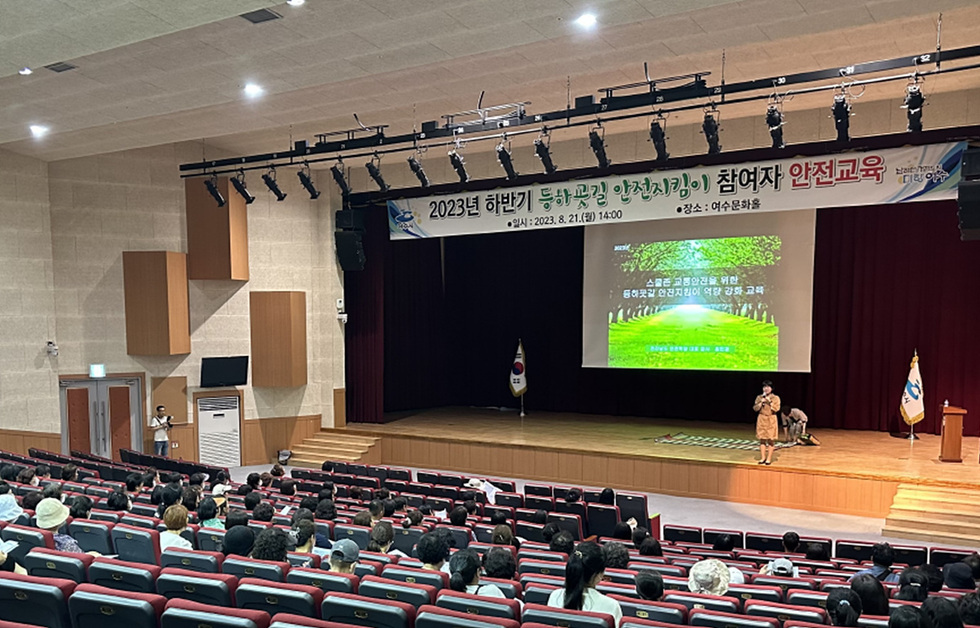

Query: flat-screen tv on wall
left=200, top=356, right=249, bottom=388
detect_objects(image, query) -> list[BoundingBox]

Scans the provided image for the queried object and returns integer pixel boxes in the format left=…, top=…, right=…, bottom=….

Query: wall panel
left=241, top=414, right=321, bottom=466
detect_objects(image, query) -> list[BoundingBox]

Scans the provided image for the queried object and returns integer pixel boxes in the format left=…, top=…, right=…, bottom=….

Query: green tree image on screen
left=607, top=235, right=782, bottom=370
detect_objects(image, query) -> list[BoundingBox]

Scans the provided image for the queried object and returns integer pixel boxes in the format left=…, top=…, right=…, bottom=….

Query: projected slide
left=583, top=211, right=815, bottom=372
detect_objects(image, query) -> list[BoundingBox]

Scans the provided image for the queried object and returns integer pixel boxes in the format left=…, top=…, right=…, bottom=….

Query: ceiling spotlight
left=230, top=169, right=256, bottom=204
left=204, top=174, right=226, bottom=207
left=575, top=13, right=597, bottom=28
left=589, top=127, right=610, bottom=169
left=903, top=82, right=925, bottom=133
left=832, top=93, right=851, bottom=142
left=534, top=132, right=557, bottom=175
left=29, top=124, right=48, bottom=138
left=243, top=83, right=264, bottom=98
left=330, top=161, right=351, bottom=197
left=366, top=157, right=389, bottom=192
left=766, top=104, right=785, bottom=149
left=261, top=168, right=287, bottom=201
left=496, top=139, right=518, bottom=181
left=408, top=155, right=430, bottom=188
left=449, top=150, right=469, bottom=183
left=702, top=110, right=721, bottom=155
left=19, top=67, right=32, bottom=76
left=298, top=164, right=320, bottom=199
left=286, top=0, right=305, bottom=5
left=649, top=118, right=669, bottom=162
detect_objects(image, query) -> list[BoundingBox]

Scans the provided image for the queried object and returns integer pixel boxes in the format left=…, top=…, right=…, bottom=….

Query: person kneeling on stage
left=753, top=380, right=781, bottom=465
left=781, top=405, right=808, bottom=442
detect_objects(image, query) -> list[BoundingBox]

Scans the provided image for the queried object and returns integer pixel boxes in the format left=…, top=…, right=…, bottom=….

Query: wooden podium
left=940, top=405, right=967, bottom=463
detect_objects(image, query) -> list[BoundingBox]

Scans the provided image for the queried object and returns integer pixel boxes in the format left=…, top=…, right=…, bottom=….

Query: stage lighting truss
left=702, top=107, right=721, bottom=155
left=496, top=136, right=518, bottom=181
left=534, top=129, right=557, bottom=175
left=441, top=91, right=530, bottom=131
left=589, top=124, right=611, bottom=169
left=330, top=160, right=351, bottom=197
left=231, top=169, right=256, bottom=204
left=407, top=150, right=430, bottom=188
left=365, top=154, right=389, bottom=192
left=648, top=113, right=669, bottom=162
left=902, top=79, right=925, bottom=133
left=298, top=163, right=321, bottom=199
left=766, top=97, right=786, bottom=149
left=262, top=167, right=287, bottom=201
left=204, top=173, right=226, bottom=207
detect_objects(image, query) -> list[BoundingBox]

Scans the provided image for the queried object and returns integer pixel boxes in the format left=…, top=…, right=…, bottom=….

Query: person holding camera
left=150, top=404, right=173, bottom=457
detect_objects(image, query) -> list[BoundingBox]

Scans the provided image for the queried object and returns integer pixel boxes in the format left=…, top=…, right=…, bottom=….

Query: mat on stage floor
left=653, top=432, right=799, bottom=450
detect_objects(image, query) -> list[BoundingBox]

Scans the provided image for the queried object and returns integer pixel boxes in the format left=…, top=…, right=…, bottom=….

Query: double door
left=59, top=378, right=143, bottom=460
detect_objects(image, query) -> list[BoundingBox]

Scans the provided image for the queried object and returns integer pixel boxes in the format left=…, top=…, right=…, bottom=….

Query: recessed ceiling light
left=19, top=67, right=32, bottom=76
left=286, top=0, right=305, bottom=5
left=244, top=83, right=264, bottom=98
left=575, top=12, right=597, bottom=28
left=30, top=125, right=49, bottom=138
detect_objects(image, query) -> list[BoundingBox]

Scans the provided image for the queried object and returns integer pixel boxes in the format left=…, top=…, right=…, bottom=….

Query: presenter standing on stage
left=754, top=380, right=781, bottom=465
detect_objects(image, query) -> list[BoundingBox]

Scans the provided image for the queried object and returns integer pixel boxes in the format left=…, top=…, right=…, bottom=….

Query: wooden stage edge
left=340, top=408, right=980, bottom=520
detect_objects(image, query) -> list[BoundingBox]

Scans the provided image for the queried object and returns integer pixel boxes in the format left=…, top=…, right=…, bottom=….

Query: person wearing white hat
left=688, top=559, right=732, bottom=596
left=0, top=493, right=24, bottom=523
left=36, top=497, right=87, bottom=554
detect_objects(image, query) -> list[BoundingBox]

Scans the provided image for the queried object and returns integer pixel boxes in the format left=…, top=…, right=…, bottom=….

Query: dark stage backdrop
left=346, top=200, right=980, bottom=435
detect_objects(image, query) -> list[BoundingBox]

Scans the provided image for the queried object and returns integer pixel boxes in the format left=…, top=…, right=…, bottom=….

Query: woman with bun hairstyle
left=448, top=548, right=506, bottom=598
left=546, top=541, right=622, bottom=624
left=827, top=588, right=863, bottom=627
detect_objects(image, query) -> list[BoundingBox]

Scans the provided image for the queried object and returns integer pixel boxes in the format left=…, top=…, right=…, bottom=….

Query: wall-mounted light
left=408, top=154, right=430, bottom=188
left=298, top=164, right=320, bottom=199
left=589, top=126, right=610, bottom=169
left=366, top=156, right=389, bottom=192
left=204, top=174, right=226, bottom=207
left=261, top=167, right=287, bottom=201
left=230, top=169, right=256, bottom=204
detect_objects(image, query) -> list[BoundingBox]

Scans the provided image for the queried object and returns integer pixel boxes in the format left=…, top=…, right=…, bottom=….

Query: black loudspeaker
left=959, top=148, right=980, bottom=241
left=335, top=231, right=366, bottom=271
left=335, top=209, right=365, bottom=231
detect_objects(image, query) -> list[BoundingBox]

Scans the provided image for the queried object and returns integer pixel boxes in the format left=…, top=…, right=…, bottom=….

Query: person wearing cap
left=761, top=557, right=800, bottom=578
left=689, top=559, right=731, bottom=596
left=0, top=493, right=24, bottom=523
left=753, top=380, right=781, bottom=465
left=222, top=525, right=256, bottom=557
left=328, top=538, right=360, bottom=574
left=944, top=562, right=976, bottom=590
left=36, top=497, right=89, bottom=554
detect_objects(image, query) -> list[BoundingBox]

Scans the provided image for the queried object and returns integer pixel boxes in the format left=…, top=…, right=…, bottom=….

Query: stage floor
left=349, top=407, right=980, bottom=489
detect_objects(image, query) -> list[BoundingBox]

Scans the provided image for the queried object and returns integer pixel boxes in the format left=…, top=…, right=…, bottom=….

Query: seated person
left=636, top=570, right=664, bottom=601
left=222, top=526, right=255, bottom=557
left=327, top=538, right=359, bottom=574
left=160, top=504, right=193, bottom=551
left=602, top=541, right=630, bottom=569
left=22, top=491, right=43, bottom=512
left=293, top=520, right=325, bottom=562
left=945, top=562, right=977, bottom=591
left=36, top=497, right=93, bottom=554
left=483, top=546, right=517, bottom=580
left=367, top=520, right=406, bottom=557
left=547, top=542, right=622, bottom=625
left=197, top=496, right=225, bottom=529
left=550, top=531, right=575, bottom=556
left=251, top=528, right=289, bottom=562
left=68, top=495, right=93, bottom=520
left=0, top=493, right=24, bottom=523
left=827, top=588, right=863, bottom=627
left=418, top=530, right=451, bottom=572
left=449, top=548, right=507, bottom=597
left=639, top=537, right=662, bottom=557
left=688, top=559, right=731, bottom=596
left=849, top=543, right=898, bottom=583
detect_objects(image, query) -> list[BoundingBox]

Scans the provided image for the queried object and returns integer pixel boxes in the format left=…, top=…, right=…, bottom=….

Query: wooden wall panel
left=185, top=177, right=249, bottom=281
left=0, top=429, right=62, bottom=455
left=249, top=292, right=307, bottom=388
left=66, top=387, right=90, bottom=453
left=107, top=385, right=131, bottom=462
left=333, top=389, right=346, bottom=427
left=370, top=434, right=898, bottom=518
left=241, top=415, right=321, bottom=466
left=122, top=251, right=191, bottom=355
left=168, top=424, right=198, bottom=462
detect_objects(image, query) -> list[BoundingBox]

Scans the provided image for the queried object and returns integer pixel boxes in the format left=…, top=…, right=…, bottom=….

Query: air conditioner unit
left=197, top=396, right=241, bottom=467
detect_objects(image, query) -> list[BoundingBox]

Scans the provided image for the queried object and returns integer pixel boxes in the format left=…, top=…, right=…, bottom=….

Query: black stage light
left=702, top=111, right=721, bottom=155
left=589, top=129, right=610, bottom=169
left=261, top=168, right=287, bottom=201
left=832, top=93, right=851, bottom=142
left=366, top=159, right=389, bottom=192
left=330, top=162, right=351, bottom=197
left=496, top=141, right=518, bottom=181
left=766, top=105, right=785, bottom=149
left=408, top=155, right=430, bottom=187
left=904, top=83, right=924, bottom=133
left=449, top=150, right=469, bottom=183
left=297, top=165, right=320, bottom=199
left=649, top=119, right=669, bottom=161
left=534, top=136, right=557, bottom=174
left=204, top=174, right=226, bottom=207
left=230, top=170, right=255, bottom=204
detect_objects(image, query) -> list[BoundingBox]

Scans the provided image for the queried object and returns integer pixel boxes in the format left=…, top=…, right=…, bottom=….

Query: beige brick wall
left=0, top=149, right=60, bottom=433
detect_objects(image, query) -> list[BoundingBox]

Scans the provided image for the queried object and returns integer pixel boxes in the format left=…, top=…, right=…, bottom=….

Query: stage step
left=287, top=429, right=381, bottom=468
left=882, top=483, right=980, bottom=546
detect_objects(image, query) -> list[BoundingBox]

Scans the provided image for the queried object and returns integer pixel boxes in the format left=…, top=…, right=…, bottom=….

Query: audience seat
left=586, top=504, right=621, bottom=539
left=616, top=492, right=650, bottom=527
left=523, top=583, right=561, bottom=605
left=785, top=589, right=828, bottom=608
left=333, top=524, right=371, bottom=550
left=320, top=592, right=416, bottom=628
left=482, top=577, right=522, bottom=600
left=287, top=568, right=359, bottom=594
left=750, top=575, right=816, bottom=591
left=930, top=547, right=973, bottom=567
left=703, top=529, right=744, bottom=548
left=111, top=523, right=161, bottom=565
left=236, top=578, right=325, bottom=618
left=495, top=493, right=524, bottom=509
left=689, top=608, right=781, bottom=628
left=517, top=549, right=567, bottom=563
left=745, top=532, right=784, bottom=552
left=69, top=520, right=115, bottom=554
left=515, top=521, right=545, bottom=543
left=222, top=556, right=290, bottom=582
left=156, top=567, right=238, bottom=606
left=610, top=596, right=688, bottom=624
left=359, top=575, right=436, bottom=607
left=663, top=525, right=702, bottom=544
left=88, top=557, right=162, bottom=593
left=435, top=589, right=522, bottom=620
left=620, top=620, right=693, bottom=628
left=270, top=614, right=365, bottom=628
left=22, top=547, right=95, bottom=583
left=525, top=484, right=553, bottom=497
left=547, top=513, right=584, bottom=541
left=663, top=591, right=741, bottom=613
left=596, top=581, right=641, bottom=599
left=161, top=598, right=271, bottom=628
left=0, top=524, right=55, bottom=564
left=521, top=602, right=616, bottom=628
left=524, top=495, right=555, bottom=511
left=415, top=604, right=520, bottom=628
left=891, top=544, right=927, bottom=567
left=743, top=599, right=829, bottom=624
left=119, top=514, right=160, bottom=530
left=0, top=572, right=75, bottom=628
left=197, top=527, right=228, bottom=552
left=519, top=558, right=567, bottom=578
left=160, top=546, right=223, bottom=572
left=68, top=583, right=167, bottom=628
left=834, top=540, right=874, bottom=561
left=381, top=564, right=449, bottom=589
